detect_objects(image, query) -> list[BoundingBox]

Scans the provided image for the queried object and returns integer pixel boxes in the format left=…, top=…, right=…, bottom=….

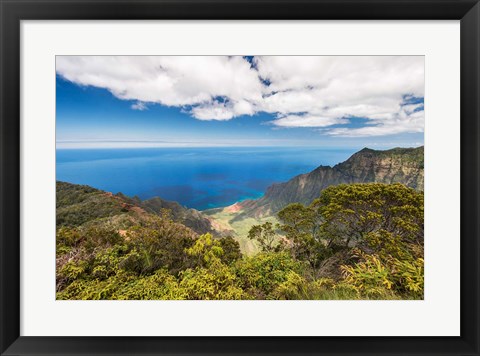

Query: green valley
left=56, top=147, right=424, bottom=300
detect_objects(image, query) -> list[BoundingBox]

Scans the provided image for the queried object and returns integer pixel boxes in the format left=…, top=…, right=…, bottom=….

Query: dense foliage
left=56, top=182, right=424, bottom=300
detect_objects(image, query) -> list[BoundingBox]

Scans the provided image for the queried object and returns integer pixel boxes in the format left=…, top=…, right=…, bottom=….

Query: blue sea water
left=56, top=147, right=357, bottom=210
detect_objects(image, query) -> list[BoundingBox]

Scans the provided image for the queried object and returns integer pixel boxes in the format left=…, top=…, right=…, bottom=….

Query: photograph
left=55, top=55, right=425, bottom=300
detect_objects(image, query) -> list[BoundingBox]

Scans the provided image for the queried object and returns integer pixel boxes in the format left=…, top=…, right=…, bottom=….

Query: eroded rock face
left=237, top=146, right=424, bottom=218
left=337, top=147, right=424, bottom=191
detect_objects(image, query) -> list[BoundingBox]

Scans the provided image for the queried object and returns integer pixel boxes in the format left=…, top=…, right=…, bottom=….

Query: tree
left=185, top=233, right=224, bottom=267
left=311, top=183, right=424, bottom=255
left=123, top=216, right=196, bottom=275
left=277, top=203, right=316, bottom=256
left=277, top=203, right=329, bottom=278
left=219, top=236, right=242, bottom=264
left=274, top=183, right=424, bottom=282
left=180, top=234, right=246, bottom=300
left=247, top=221, right=278, bottom=252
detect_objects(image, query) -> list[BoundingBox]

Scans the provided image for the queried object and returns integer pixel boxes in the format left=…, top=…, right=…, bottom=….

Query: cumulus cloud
left=255, top=56, right=424, bottom=136
left=190, top=98, right=256, bottom=121
left=327, top=105, right=425, bottom=137
left=56, top=56, right=424, bottom=137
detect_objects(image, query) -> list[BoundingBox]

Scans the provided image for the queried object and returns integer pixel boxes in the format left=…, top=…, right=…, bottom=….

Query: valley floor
left=204, top=207, right=279, bottom=255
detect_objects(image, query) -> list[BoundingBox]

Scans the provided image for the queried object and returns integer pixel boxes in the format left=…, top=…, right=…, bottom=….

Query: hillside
left=56, top=182, right=424, bottom=300
left=234, top=146, right=424, bottom=218
left=56, top=181, right=221, bottom=236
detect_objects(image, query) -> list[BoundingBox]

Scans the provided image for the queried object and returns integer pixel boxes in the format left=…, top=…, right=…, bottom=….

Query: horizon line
left=56, top=144, right=424, bottom=150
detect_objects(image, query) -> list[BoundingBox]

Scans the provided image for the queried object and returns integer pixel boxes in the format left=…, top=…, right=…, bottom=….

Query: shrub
left=234, top=252, right=305, bottom=299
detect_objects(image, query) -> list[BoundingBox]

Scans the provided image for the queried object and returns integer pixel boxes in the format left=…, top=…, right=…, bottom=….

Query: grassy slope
left=205, top=208, right=278, bottom=255
left=56, top=181, right=130, bottom=227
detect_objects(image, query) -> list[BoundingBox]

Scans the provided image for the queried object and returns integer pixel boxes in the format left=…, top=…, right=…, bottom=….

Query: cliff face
left=237, top=146, right=424, bottom=218
left=336, top=147, right=424, bottom=190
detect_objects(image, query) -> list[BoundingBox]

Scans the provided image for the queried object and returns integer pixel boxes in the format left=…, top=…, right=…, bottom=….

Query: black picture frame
left=1, top=0, right=479, bottom=355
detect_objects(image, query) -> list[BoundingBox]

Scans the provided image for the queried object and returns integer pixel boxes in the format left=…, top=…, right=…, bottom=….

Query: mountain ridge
left=56, top=181, right=222, bottom=236
left=233, top=146, right=424, bottom=219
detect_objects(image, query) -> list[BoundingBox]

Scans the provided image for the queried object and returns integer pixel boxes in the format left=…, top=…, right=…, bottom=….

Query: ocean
left=56, top=147, right=357, bottom=210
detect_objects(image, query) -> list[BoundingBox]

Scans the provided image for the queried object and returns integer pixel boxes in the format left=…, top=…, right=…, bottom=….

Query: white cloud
left=131, top=101, right=148, bottom=110
left=272, top=115, right=348, bottom=128
left=56, top=56, right=424, bottom=137
left=56, top=55, right=263, bottom=107
left=190, top=98, right=256, bottom=121
left=402, top=102, right=424, bottom=115
left=190, top=101, right=236, bottom=121
left=255, top=56, right=424, bottom=136
left=327, top=105, right=425, bottom=137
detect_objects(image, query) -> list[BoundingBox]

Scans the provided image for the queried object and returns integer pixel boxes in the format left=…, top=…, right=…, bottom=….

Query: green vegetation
left=203, top=208, right=278, bottom=255
left=56, top=181, right=424, bottom=300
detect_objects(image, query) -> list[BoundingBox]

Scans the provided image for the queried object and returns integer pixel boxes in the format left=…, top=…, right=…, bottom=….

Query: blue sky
left=56, top=56, right=424, bottom=149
